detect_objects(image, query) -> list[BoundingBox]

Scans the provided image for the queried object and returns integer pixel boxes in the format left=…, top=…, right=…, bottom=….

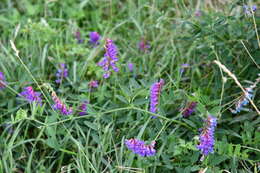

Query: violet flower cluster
left=0, top=72, right=7, bottom=90
left=75, top=30, right=84, bottom=44
left=89, top=32, right=100, bottom=46
left=243, top=5, right=257, bottom=15
left=89, top=80, right=99, bottom=89
left=194, top=10, right=202, bottom=17
left=232, top=87, right=253, bottom=114
left=231, top=87, right=254, bottom=114
left=78, top=101, right=88, bottom=116
left=125, top=138, right=156, bottom=157
left=150, top=79, right=164, bottom=115
left=20, top=86, right=42, bottom=105
left=180, top=63, right=190, bottom=74
left=197, top=115, right=217, bottom=159
left=182, top=101, right=197, bottom=117
left=55, top=63, right=68, bottom=84
left=98, top=38, right=119, bottom=78
left=139, top=38, right=150, bottom=52
left=230, top=74, right=259, bottom=114
left=127, top=63, right=133, bottom=72
left=51, top=92, right=72, bottom=115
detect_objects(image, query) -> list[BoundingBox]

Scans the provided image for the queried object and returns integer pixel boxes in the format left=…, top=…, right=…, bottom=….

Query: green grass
left=0, top=0, right=260, bottom=172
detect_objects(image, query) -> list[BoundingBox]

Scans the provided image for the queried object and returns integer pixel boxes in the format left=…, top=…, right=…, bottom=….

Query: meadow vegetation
left=0, top=0, right=259, bottom=172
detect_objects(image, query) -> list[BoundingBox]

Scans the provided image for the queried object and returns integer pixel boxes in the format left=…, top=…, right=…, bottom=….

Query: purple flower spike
left=182, top=101, right=197, bottom=117
left=139, top=38, right=150, bottom=52
left=89, top=80, right=99, bottom=89
left=0, top=72, right=7, bottom=90
left=98, top=38, right=119, bottom=78
left=75, top=30, right=84, bottom=44
left=55, top=63, right=68, bottom=84
left=20, top=86, right=42, bottom=105
left=89, top=32, right=100, bottom=46
left=52, top=92, right=72, bottom=115
left=149, top=79, right=164, bottom=117
left=125, top=138, right=156, bottom=157
left=128, top=63, right=133, bottom=72
left=197, top=115, right=217, bottom=160
left=78, top=101, right=88, bottom=116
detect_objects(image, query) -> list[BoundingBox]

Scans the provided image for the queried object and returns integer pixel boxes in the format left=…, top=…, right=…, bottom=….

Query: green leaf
left=46, top=126, right=56, bottom=138
left=133, top=98, right=148, bottom=105
left=130, top=78, right=141, bottom=88
left=197, top=103, right=207, bottom=114
left=46, top=136, right=60, bottom=150
left=182, top=119, right=197, bottom=128
left=208, top=155, right=228, bottom=166
left=84, top=121, right=98, bottom=131
left=120, top=85, right=131, bottom=97
left=234, top=144, right=241, bottom=157
left=115, top=95, right=128, bottom=104
left=209, top=106, right=222, bottom=114
left=15, top=108, right=28, bottom=122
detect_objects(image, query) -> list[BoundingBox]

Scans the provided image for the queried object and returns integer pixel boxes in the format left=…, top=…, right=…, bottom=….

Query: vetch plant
left=20, top=86, right=42, bottom=105
left=75, top=30, right=84, bottom=44
left=125, top=138, right=156, bottom=157
left=149, top=79, right=164, bottom=117
left=89, top=32, right=100, bottom=46
left=182, top=101, right=197, bottom=117
left=230, top=75, right=259, bottom=114
left=55, top=63, right=68, bottom=84
left=138, top=38, right=150, bottom=52
left=180, top=63, right=190, bottom=75
left=0, top=72, right=7, bottom=90
left=197, top=115, right=217, bottom=161
left=98, top=38, right=119, bottom=78
left=88, top=80, right=99, bottom=89
left=51, top=91, right=73, bottom=115
left=78, top=101, right=88, bottom=116
left=243, top=5, right=257, bottom=15
left=127, top=63, right=133, bottom=72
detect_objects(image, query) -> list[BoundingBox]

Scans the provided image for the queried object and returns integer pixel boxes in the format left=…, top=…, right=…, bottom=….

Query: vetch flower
left=180, top=63, right=190, bottom=74
left=138, top=38, right=150, bottom=52
left=75, top=30, right=84, bottom=44
left=197, top=115, right=217, bottom=160
left=55, top=63, right=68, bottom=84
left=244, top=5, right=257, bottom=15
left=182, top=101, right=197, bottom=117
left=194, top=10, right=202, bottom=17
left=51, top=91, right=73, bottom=115
left=149, top=79, right=164, bottom=117
left=125, top=138, right=156, bottom=157
left=78, top=101, right=88, bottom=116
left=127, top=63, right=133, bottom=72
left=230, top=74, right=260, bottom=114
left=98, top=38, right=119, bottom=78
left=0, top=72, right=7, bottom=90
left=20, top=86, right=42, bottom=105
left=89, top=32, right=100, bottom=46
left=88, top=80, right=99, bottom=89
left=231, top=87, right=254, bottom=114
